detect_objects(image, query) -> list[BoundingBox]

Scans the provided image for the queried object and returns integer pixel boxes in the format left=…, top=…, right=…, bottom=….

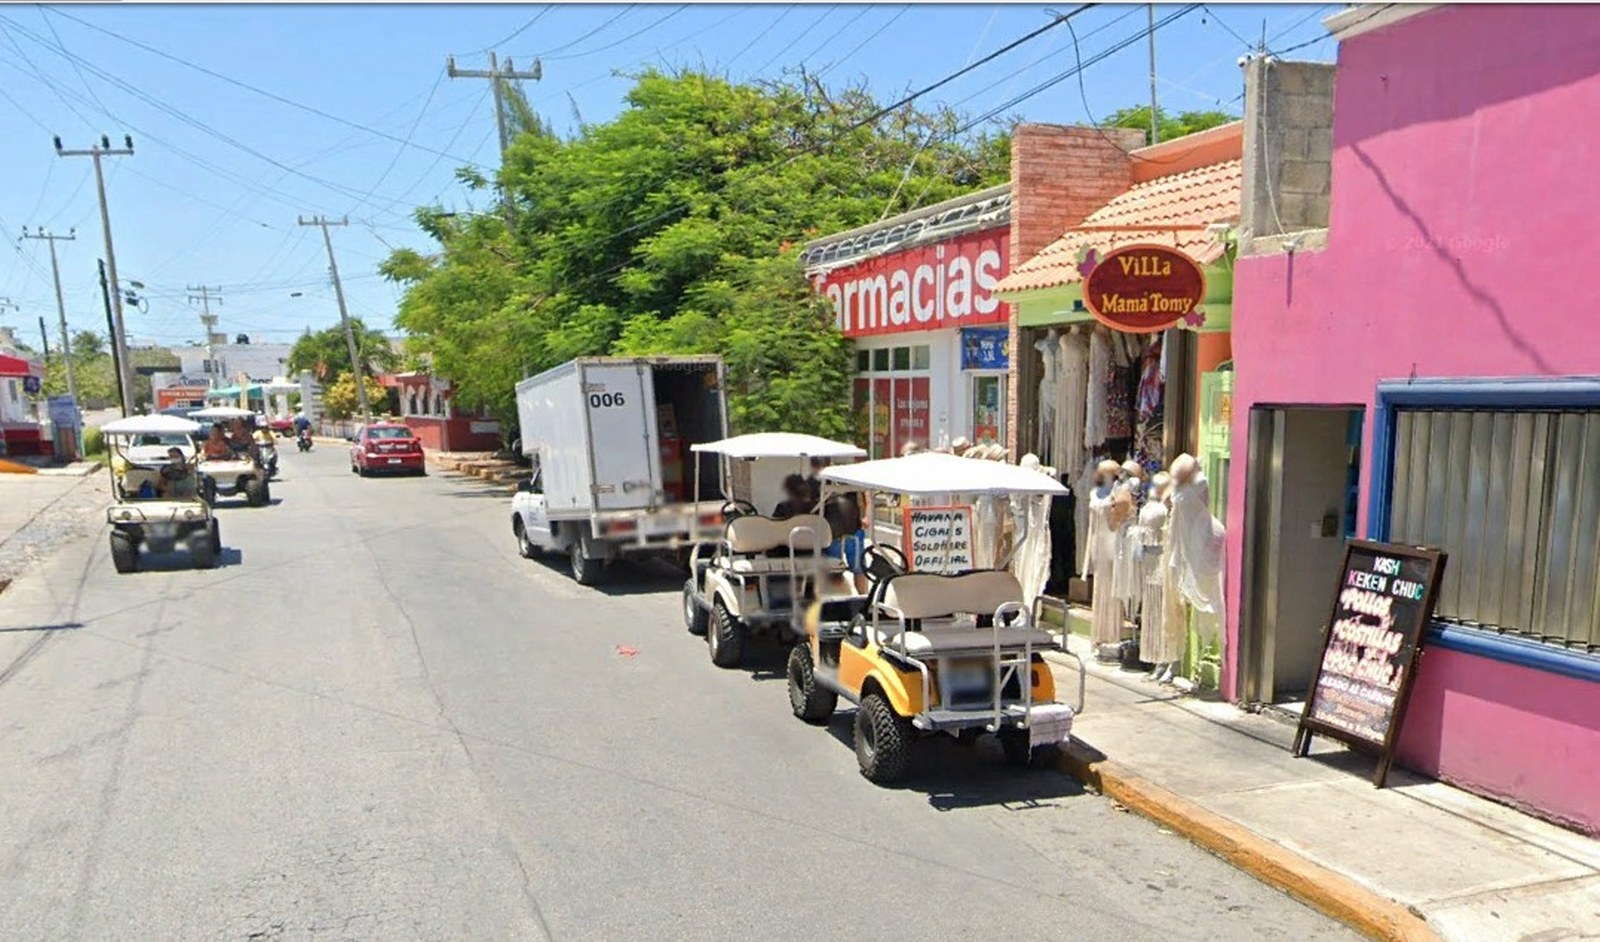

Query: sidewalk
left=0, top=472, right=106, bottom=589
left=1044, top=640, right=1600, bottom=941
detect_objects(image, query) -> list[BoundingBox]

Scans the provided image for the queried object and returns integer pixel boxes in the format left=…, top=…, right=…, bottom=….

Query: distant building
left=176, top=342, right=294, bottom=386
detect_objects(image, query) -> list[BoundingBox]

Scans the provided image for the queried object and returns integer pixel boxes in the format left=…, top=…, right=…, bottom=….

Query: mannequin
left=1013, top=453, right=1055, bottom=602
left=1110, top=459, right=1145, bottom=619
left=1085, top=328, right=1112, bottom=451
left=1167, top=454, right=1227, bottom=682
left=1035, top=329, right=1061, bottom=459
left=1138, top=472, right=1180, bottom=681
left=1082, top=459, right=1125, bottom=653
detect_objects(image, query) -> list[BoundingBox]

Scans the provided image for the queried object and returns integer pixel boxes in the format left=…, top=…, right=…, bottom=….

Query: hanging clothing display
left=1137, top=336, right=1164, bottom=423
left=1109, top=478, right=1143, bottom=613
left=1084, top=329, right=1111, bottom=450
left=1034, top=332, right=1061, bottom=460
left=1170, top=470, right=1228, bottom=618
left=1138, top=499, right=1183, bottom=665
left=1073, top=455, right=1099, bottom=581
left=1055, top=329, right=1089, bottom=477
left=1011, top=477, right=1053, bottom=604
left=1106, top=365, right=1135, bottom=441
left=1083, top=481, right=1124, bottom=646
left=1046, top=474, right=1077, bottom=592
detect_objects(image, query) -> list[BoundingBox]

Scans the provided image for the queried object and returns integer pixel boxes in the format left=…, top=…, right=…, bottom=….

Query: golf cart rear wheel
left=787, top=644, right=837, bottom=724
left=683, top=580, right=708, bottom=636
left=188, top=530, right=217, bottom=569
left=569, top=536, right=602, bottom=585
left=708, top=598, right=745, bottom=669
left=998, top=728, right=1034, bottom=769
left=245, top=476, right=269, bottom=507
left=109, top=531, right=138, bottom=574
left=854, top=693, right=912, bottom=784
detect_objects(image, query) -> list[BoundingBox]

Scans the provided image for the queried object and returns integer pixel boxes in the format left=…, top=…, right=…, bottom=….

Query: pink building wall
left=1225, top=5, right=1600, bottom=833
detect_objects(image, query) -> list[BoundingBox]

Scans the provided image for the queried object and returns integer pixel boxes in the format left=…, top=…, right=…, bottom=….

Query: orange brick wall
left=1005, top=124, right=1142, bottom=458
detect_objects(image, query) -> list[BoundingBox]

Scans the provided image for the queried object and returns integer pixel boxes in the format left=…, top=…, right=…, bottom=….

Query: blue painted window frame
left=1369, top=377, right=1600, bottom=684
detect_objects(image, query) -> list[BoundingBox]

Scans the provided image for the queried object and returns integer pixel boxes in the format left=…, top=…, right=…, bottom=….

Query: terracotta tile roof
left=996, top=159, right=1242, bottom=294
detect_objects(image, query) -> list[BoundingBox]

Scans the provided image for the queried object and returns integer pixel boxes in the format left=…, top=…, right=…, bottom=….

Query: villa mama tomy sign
left=1082, top=244, right=1207, bottom=334
left=1294, top=540, right=1447, bottom=787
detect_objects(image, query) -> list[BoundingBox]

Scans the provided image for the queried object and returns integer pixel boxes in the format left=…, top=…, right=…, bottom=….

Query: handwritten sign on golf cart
left=1293, top=540, right=1447, bottom=787
left=903, top=505, right=974, bottom=574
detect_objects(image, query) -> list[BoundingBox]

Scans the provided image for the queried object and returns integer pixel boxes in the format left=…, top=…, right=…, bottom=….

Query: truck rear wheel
left=570, top=535, right=602, bottom=585
left=109, top=531, right=138, bottom=574
left=514, top=519, right=540, bottom=559
left=708, top=598, right=745, bottom=668
left=787, top=644, right=836, bottom=724
left=683, top=580, right=708, bottom=636
left=854, top=692, right=912, bottom=784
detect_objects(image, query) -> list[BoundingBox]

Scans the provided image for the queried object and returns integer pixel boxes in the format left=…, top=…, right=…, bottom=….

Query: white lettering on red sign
left=809, top=228, right=1009, bottom=338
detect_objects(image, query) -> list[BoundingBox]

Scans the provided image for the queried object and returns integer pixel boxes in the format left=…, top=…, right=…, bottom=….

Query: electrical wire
left=751, top=7, right=833, bottom=75
left=1276, top=4, right=1390, bottom=56
left=472, top=7, right=554, bottom=55
left=346, top=71, right=446, bottom=216
left=723, top=6, right=793, bottom=71
left=541, top=5, right=686, bottom=62
left=526, top=5, right=637, bottom=59
left=796, top=6, right=875, bottom=74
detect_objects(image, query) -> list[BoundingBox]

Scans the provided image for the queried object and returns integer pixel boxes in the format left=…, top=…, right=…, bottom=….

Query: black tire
left=683, top=580, right=709, bottom=636
left=209, top=518, right=221, bottom=553
left=201, top=476, right=218, bottom=505
left=109, top=531, right=138, bottom=574
left=514, top=519, right=539, bottom=559
left=708, top=598, right=745, bottom=669
left=999, top=728, right=1034, bottom=769
left=569, top=535, right=602, bottom=585
left=787, top=644, right=837, bottom=724
left=854, top=692, right=912, bottom=784
left=188, top=530, right=217, bottom=569
left=245, top=477, right=268, bottom=507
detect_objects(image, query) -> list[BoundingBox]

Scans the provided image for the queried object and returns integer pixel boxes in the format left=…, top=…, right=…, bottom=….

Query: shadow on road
left=131, top=547, right=244, bottom=572
left=818, top=711, right=1089, bottom=810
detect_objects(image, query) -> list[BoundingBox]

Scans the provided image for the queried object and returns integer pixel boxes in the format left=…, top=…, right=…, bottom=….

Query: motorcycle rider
left=293, top=411, right=313, bottom=450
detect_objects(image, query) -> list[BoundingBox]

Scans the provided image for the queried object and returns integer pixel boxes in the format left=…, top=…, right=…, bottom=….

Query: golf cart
left=101, top=414, right=221, bottom=573
left=681, top=433, right=871, bottom=669
left=785, top=452, right=1086, bottom=784
left=191, top=406, right=272, bottom=507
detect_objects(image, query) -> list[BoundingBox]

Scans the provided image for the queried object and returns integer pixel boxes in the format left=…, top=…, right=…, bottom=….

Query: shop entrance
left=1239, top=405, right=1364, bottom=706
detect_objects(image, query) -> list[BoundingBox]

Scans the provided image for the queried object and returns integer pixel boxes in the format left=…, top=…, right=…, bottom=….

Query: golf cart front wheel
left=787, top=644, right=837, bottom=724
left=188, top=530, right=218, bottom=569
left=998, top=728, right=1036, bottom=769
left=854, top=693, right=912, bottom=784
left=109, top=531, right=138, bottom=574
left=683, top=580, right=708, bottom=636
left=245, top=477, right=269, bottom=507
left=708, top=598, right=745, bottom=669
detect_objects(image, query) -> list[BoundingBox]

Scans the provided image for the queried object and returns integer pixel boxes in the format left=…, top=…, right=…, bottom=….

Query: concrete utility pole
left=446, top=52, right=542, bottom=227
left=1147, top=4, right=1161, bottom=145
left=21, top=227, right=79, bottom=404
left=186, top=284, right=224, bottom=389
left=55, top=134, right=135, bottom=415
left=96, top=260, right=126, bottom=415
left=296, top=215, right=368, bottom=422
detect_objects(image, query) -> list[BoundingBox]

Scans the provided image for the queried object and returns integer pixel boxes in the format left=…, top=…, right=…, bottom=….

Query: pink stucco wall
left=1226, top=5, right=1600, bottom=833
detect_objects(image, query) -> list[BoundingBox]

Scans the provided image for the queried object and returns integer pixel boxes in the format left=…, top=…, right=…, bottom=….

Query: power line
left=1277, top=4, right=1389, bottom=56
left=752, top=7, right=833, bottom=75
left=473, top=7, right=553, bottom=55
left=525, top=5, right=637, bottom=59
left=815, top=7, right=912, bottom=81
left=723, top=6, right=793, bottom=70
left=541, top=5, right=687, bottom=62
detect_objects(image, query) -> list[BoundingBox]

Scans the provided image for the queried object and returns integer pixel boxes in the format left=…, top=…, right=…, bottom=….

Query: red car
left=267, top=414, right=295, bottom=436
left=349, top=422, right=426, bottom=477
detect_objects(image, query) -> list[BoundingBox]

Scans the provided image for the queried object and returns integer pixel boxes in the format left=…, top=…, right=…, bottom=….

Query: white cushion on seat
left=880, top=570, right=1025, bottom=620
left=725, top=514, right=830, bottom=555
left=885, top=625, right=1056, bottom=656
left=729, top=556, right=829, bottom=574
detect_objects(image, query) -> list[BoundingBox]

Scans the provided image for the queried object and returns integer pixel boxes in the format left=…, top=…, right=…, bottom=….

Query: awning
left=0, top=353, right=38, bottom=378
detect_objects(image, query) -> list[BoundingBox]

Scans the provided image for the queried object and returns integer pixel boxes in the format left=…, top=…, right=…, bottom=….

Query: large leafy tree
left=1104, top=105, right=1237, bottom=146
left=384, top=68, right=1008, bottom=436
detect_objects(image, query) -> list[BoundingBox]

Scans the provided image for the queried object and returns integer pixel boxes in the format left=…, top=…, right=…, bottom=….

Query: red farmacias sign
left=810, top=227, right=1009, bottom=338
left=1082, top=244, right=1207, bottom=334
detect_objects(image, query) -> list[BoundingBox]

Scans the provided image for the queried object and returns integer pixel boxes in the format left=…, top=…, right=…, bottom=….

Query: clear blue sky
left=0, top=3, right=1338, bottom=351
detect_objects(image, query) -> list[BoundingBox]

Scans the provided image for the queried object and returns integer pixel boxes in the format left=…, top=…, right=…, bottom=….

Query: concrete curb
left=1054, top=744, right=1441, bottom=942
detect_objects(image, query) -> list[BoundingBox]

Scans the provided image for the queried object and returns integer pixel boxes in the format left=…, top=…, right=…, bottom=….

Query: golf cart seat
left=877, top=570, right=1055, bottom=655
left=118, top=467, right=162, bottom=499
left=723, top=514, right=830, bottom=573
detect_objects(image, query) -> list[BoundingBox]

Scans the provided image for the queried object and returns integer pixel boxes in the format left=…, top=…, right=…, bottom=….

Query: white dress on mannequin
left=1085, top=328, right=1111, bottom=450
left=1110, top=478, right=1143, bottom=614
left=1137, top=499, right=1181, bottom=665
left=1056, top=329, right=1089, bottom=479
left=1083, top=481, right=1124, bottom=647
left=1170, top=471, right=1227, bottom=618
left=1035, top=331, right=1061, bottom=459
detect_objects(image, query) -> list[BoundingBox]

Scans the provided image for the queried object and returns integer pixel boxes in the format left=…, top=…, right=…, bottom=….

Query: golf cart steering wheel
left=721, top=499, right=758, bottom=520
left=863, top=543, right=907, bottom=581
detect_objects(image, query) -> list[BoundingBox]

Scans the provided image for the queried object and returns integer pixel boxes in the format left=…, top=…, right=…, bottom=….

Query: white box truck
left=511, top=355, right=729, bottom=584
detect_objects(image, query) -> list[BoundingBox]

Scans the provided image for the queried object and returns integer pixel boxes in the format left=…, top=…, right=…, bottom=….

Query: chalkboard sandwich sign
left=1293, top=539, right=1447, bottom=787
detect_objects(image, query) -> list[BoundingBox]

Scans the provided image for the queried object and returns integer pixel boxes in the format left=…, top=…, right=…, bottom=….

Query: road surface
left=0, top=444, right=1356, bottom=940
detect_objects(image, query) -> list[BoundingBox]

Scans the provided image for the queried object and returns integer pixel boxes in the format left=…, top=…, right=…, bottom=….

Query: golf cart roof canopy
left=101, top=414, right=202, bottom=437
left=690, top=433, right=866, bottom=460
left=820, top=452, right=1067, bottom=497
left=190, top=406, right=255, bottom=419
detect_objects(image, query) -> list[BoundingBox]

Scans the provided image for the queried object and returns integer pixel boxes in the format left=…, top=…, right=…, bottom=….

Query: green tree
left=385, top=68, right=1008, bottom=434
left=321, top=373, right=386, bottom=420
left=1103, top=105, right=1238, bottom=147
left=287, top=320, right=398, bottom=382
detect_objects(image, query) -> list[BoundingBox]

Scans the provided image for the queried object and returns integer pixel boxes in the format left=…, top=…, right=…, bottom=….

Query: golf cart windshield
left=101, top=414, right=204, bottom=500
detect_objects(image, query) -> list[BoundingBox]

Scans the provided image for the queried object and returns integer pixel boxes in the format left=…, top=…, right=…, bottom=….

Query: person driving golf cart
left=202, top=425, right=233, bottom=460
left=158, top=447, right=197, bottom=499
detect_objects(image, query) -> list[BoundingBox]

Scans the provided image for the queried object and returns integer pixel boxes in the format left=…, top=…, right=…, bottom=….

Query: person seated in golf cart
left=225, top=417, right=256, bottom=457
left=822, top=492, right=869, bottom=595
left=772, top=474, right=812, bottom=520
left=157, top=447, right=197, bottom=499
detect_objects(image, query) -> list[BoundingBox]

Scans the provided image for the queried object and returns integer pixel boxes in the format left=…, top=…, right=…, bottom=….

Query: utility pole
left=56, top=134, right=135, bottom=413
left=21, top=227, right=79, bottom=404
left=38, top=317, right=51, bottom=357
left=296, top=215, right=368, bottom=422
left=446, top=52, right=542, bottom=228
left=1147, top=4, right=1161, bottom=145
left=97, top=260, right=126, bottom=415
left=186, top=284, right=224, bottom=389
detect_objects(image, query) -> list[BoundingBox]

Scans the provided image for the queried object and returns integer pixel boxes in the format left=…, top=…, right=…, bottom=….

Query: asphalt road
left=0, top=444, right=1357, bottom=941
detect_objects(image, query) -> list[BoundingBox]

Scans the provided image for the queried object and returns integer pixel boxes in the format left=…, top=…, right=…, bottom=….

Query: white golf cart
left=191, top=406, right=272, bottom=507
left=681, top=433, right=876, bottom=669
left=101, top=413, right=222, bottom=573
left=786, top=452, right=1086, bottom=784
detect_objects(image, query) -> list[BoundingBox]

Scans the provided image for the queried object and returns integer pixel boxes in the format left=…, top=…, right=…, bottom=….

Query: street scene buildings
left=1, top=4, right=1597, bottom=940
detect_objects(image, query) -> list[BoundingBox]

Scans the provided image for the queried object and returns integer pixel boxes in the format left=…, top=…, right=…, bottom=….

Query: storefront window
left=872, top=348, right=889, bottom=372
left=912, top=345, right=931, bottom=370
left=855, top=343, right=934, bottom=459
left=971, top=374, right=1005, bottom=445
left=857, top=350, right=870, bottom=372
left=892, top=346, right=911, bottom=371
